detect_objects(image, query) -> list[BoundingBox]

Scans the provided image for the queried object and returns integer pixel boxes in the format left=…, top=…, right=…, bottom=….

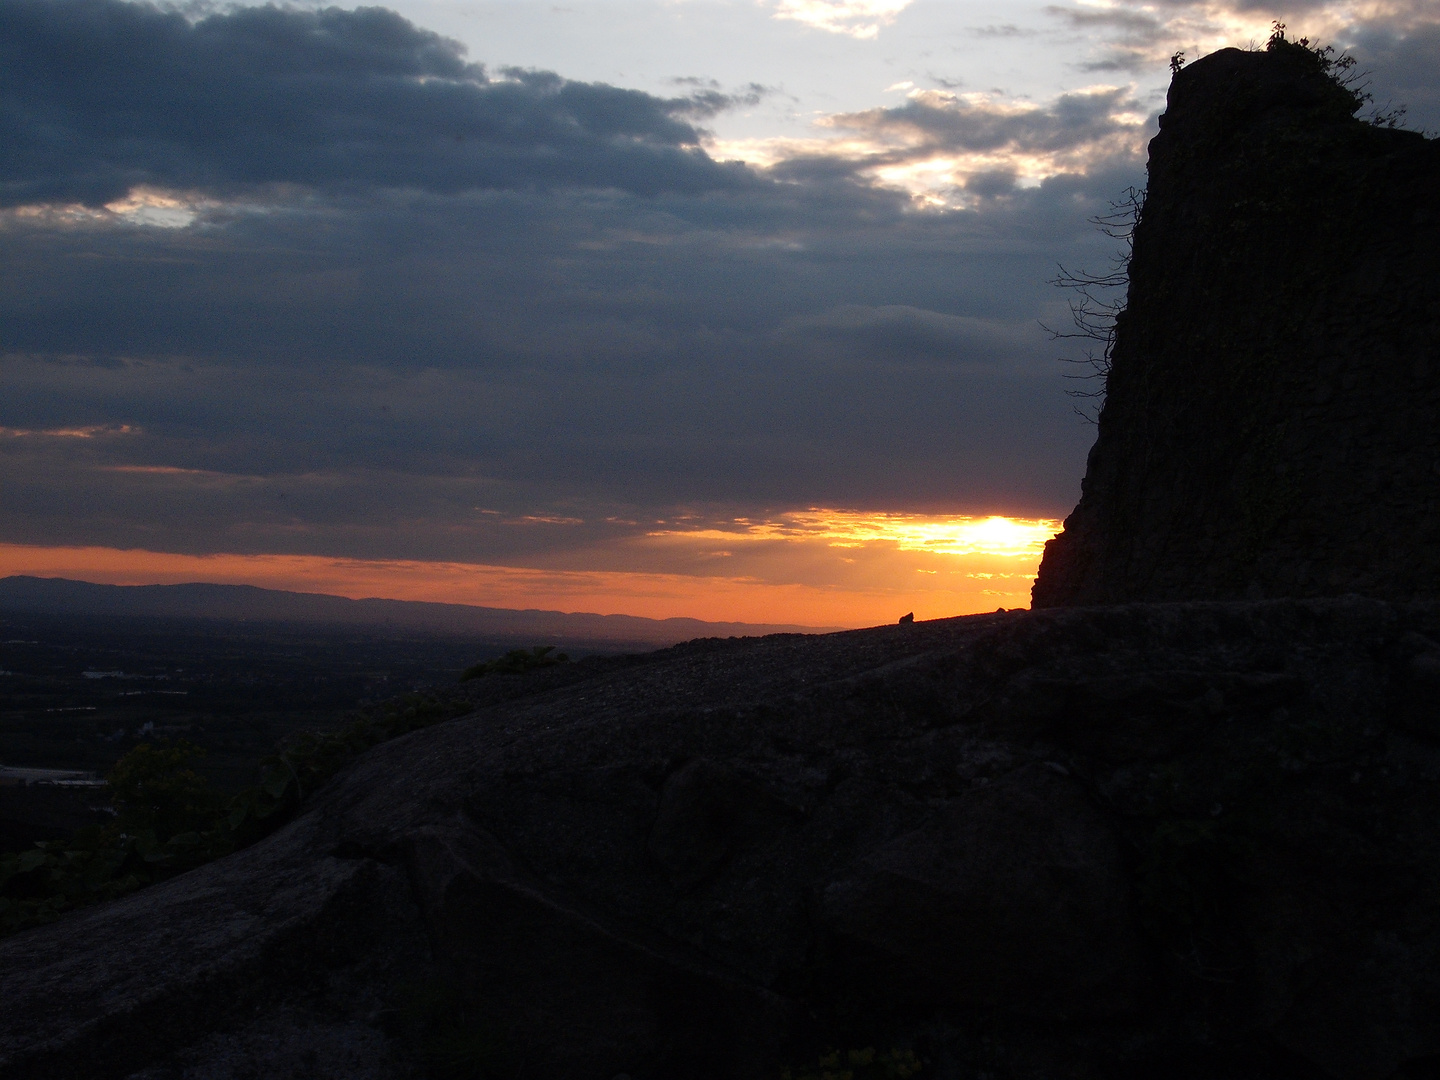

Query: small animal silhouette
left=898, top=612, right=914, bottom=625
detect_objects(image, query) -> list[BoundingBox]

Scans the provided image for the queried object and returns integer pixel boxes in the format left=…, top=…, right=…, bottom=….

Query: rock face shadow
left=819, top=766, right=1146, bottom=1019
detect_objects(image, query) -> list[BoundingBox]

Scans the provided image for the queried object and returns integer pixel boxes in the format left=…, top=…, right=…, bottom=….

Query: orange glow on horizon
left=652, top=510, right=1058, bottom=556
left=0, top=510, right=1059, bottom=628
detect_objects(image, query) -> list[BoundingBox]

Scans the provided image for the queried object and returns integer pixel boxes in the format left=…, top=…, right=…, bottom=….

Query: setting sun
left=771, top=510, right=1059, bottom=556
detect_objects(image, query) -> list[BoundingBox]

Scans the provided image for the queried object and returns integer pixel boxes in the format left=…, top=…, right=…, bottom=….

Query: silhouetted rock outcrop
left=4, top=600, right=1440, bottom=1079
left=1034, top=45, right=1440, bottom=607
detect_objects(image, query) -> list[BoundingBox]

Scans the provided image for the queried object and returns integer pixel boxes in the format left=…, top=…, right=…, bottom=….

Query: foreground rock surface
left=3, top=599, right=1440, bottom=1079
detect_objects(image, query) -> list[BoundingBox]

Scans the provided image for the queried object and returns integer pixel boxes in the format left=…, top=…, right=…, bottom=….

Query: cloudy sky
left=2, top=0, right=1437, bottom=625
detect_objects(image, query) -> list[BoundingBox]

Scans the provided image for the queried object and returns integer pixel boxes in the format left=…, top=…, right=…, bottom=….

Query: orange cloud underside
left=0, top=513, right=1059, bottom=628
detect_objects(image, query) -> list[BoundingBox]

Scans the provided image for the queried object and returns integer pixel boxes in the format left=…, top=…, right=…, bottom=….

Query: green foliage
left=460, top=645, right=568, bottom=682
left=0, top=833, right=146, bottom=934
left=107, top=740, right=220, bottom=840
left=1, top=691, right=476, bottom=939
left=782, top=1047, right=923, bottom=1080
left=1, top=740, right=234, bottom=936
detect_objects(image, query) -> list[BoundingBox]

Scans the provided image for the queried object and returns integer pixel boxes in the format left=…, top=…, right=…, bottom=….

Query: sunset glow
left=729, top=510, right=1060, bottom=556
left=0, top=511, right=1059, bottom=629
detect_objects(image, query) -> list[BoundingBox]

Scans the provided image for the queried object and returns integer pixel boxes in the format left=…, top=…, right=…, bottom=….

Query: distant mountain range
left=0, top=576, right=842, bottom=649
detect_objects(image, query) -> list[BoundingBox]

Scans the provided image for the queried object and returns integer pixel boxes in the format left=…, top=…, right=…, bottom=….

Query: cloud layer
left=1, top=0, right=750, bottom=207
left=3, top=0, right=1437, bottom=619
left=769, top=0, right=914, bottom=39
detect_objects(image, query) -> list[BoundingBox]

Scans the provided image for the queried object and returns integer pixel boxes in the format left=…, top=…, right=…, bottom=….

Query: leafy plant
left=1, top=690, right=478, bottom=938
left=106, top=740, right=220, bottom=840
left=460, top=646, right=568, bottom=682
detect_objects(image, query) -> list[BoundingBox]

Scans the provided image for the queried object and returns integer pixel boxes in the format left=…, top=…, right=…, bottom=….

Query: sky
left=2, top=0, right=1438, bottom=626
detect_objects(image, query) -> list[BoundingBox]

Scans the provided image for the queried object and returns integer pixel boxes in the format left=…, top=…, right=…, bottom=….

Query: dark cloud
left=1348, top=22, right=1440, bottom=134
left=965, top=168, right=1020, bottom=198
left=0, top=0, right=752, bottom=206
left=0, top=169, right=1128, bottom=557
left=1043, top=4, right=1168, bottom=72
left=779, top=305, right=1033, bottom=367
left=1044, top=5, right=1165, bottom=41
left=970, top=25, right=1039, bottom=38
left=663, top=77, right=771, bottom=118
left=0, top=0, right=1157, bottom=563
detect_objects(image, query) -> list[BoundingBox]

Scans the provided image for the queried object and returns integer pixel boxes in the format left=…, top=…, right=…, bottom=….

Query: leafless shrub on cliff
left=1043, top=185, right=1143, bottom=424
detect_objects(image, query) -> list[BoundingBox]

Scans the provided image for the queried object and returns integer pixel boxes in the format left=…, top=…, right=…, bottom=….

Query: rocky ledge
left=3, top=599, right=1439, bottom=1079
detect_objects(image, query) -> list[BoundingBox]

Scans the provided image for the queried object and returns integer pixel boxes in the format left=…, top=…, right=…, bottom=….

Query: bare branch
left=1041, top=186, right=1142, bottom=424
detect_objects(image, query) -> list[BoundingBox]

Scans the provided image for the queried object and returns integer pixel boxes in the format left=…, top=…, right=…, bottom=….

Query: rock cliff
left=1033, top=44, right=1440, bottom=607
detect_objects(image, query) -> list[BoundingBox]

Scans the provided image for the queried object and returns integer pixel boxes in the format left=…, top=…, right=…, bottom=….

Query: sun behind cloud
left=782, top=509, right=1058, bottom=555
